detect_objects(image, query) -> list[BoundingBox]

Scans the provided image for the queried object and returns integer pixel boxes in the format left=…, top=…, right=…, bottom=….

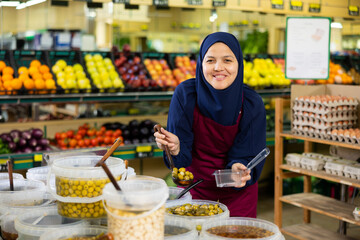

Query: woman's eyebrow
left=204, top=55, right=235, bottom=59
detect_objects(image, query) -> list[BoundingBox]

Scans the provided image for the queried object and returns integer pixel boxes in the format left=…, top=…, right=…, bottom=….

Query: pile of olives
left=172, top=168, right=193, bottom=181
left=166, top=203, right=224, bottom=216
left=56, top=176, right=121, bottom=219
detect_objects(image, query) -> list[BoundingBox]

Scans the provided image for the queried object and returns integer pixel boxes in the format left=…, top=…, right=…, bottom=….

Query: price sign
left=271, top=0, right=284, bottom=9
left=212, top=0, right=226, bottom=7
left=349, top=5, right=359, bottom=16
left=153, top=0, right=168, bottom=6
left=112, top=0, right=129, bottom=3
left=188, top=0, right=202, bottom=5
left=290, top=1, right=303, bottom=11
left=309, top=3, right=321, bottom=13
left=135, top=145, right=153, bottom=158
left=34, top=154, right=43, bottom=162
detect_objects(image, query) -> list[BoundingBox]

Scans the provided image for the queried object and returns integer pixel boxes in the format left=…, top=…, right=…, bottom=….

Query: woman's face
left=202, top=42, right=239, bottom=90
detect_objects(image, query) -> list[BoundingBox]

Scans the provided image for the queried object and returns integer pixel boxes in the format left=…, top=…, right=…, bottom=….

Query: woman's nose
left=214, top=61, right=224, bottom=70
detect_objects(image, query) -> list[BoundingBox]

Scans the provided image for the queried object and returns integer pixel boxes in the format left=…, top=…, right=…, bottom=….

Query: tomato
left=91, top=138, right=99, bottom=147
left=113, top=129, right=122, bottom=138
left=84, top=138, right=91, bottom=147
left=97, top=136, right=104, bottom=144
left=78, top=139, right=85, bottom=148
left=87, top=128, right=96, bottom=137
left=60, top=132, right=68, bottom=140
left=58, top=139, right=68, bottom=148
left=55, top=132, right=61, bottom=140
left=105, top=130, right=113, bottom=137
left=66, top=130, right=74, bottom=139
left=104, top=136, right=112, bottom=145
left=100, top=126, right=106, bottom=132
left=75, top=134, right=82, bottom=141
left=69, top=139, right=77, bottom=148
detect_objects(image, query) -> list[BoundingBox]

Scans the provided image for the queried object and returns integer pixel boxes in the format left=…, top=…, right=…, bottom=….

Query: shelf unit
left=274, top=98, right=360, bottom=240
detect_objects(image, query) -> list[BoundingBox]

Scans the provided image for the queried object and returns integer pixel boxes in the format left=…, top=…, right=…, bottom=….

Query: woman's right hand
left=154, top=127, right=180, bottom=156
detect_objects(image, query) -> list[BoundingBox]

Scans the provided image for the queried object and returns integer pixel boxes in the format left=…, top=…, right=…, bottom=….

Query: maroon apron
left=187, top=105, right=258, bottom=217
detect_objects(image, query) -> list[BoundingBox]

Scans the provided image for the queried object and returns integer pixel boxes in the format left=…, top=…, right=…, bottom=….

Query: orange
left=3, top=81, right=12, bottom=90
left=10, top=78, right=22, bottom=90
left=30, top=59, right=41, bottom=68
left=45, top=79, right=56, bottom=89
left=43, top=72, right=53, bottom=80
left=18, top=66, right=28, bottom=75
left=24, top=79, right=35, bottom=89
left=0, top=61, right=6, bottom=72
left=39, top=65, right=50, bottom=74
left=19, top=74, right=30, bottom=83
left=2, top=74, right=13, bottom=82
left=34, top=79, right=45, bottom=89
left=3, top=66, right=14, bottom=76
left=28, top=66, right=39, bottom=76
left=32, top=72, right=43, bottom=81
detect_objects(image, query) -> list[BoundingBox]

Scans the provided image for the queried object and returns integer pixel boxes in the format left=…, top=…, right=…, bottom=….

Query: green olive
left=172, top=168, right=194, bottom=182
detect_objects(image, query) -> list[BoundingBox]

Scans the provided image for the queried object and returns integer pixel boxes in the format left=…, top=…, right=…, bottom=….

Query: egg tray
left=324, top=161, right=347, bottom=176
left=344, top=164, right=360, bottom=179
left=293, top=111, right=357, bottom=124
left=294, top=95, right=358, bottom=110
left=328, top=133, right=360, bottom=145
left=284, top=153, right=302, bottom=167
left=299, top=156, right=325, bottom=171
left=292, top=119, right=356, bottom=130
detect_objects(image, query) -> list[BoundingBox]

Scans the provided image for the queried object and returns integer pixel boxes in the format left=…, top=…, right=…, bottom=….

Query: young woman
left=154, top=32, right=266, bottom=217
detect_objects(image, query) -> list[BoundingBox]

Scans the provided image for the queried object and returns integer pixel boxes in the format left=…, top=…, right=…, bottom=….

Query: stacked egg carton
left=292, top=95, right=359, bottom=143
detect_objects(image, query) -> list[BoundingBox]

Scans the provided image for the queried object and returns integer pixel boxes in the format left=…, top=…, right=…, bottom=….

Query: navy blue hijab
left=196, top=32, right=244, bottom=126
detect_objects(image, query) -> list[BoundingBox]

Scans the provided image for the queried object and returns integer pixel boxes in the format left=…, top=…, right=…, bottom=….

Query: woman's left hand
left=231, top=163, right=251, bottom=188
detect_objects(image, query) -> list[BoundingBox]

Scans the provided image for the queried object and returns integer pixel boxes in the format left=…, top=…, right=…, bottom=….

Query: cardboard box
left=291, top=84, right=360, bottom=123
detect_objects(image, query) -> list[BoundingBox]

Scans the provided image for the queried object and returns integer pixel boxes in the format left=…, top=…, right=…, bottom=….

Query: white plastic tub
left=0, top=179, right=46, bottom=204
left=165, top=217, right=198, bottom=240
left=165, top=199, right=229, bottom=233
left=0, top=172, right=24, bottom=180
left=26, top=166, right=50, bottom=184
left=166, top=187, right=192, bottom=207
left=39, top=225, right=107, bottom=240
left=48, top=155, right=125, bottom=219
left=14, top=208, right=86, bottom=240
left=200, top=217, right=282, bottom=240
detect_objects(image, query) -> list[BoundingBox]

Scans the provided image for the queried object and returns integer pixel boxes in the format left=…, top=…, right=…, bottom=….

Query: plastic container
left=213, top=169, right=242, bottom=187
left=165, top=199, right=229, bottom=233
left=165, top=217, right=198, bottom=240
left=48, top=155, right=125, bottom=219
left=0, top=179, right=46, bottom=204
left=103, top=175, right=169, bottom=240
left=39, top=225, right=107, bottom=240
left=284, top=153, right=302, bottom=167
left=200, top=217, right=282, bottom=240
left=166, top=187, right=192, bottom=207
left=26, top=166, right=55, bottom=187
left=14, top=208, right=86, bottom=240
left=0, top=172, right=24, bottom=180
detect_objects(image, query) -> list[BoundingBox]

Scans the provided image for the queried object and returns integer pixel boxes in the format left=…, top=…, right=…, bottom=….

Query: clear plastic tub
left=0, top=172, right=24, bottom=180
left=39, top=225, right=107, bottom=240
left=200, top=217, right=282, bottom=240
left=26, top=166, right=51, bottom=184
left=48, top=155, right=125, bottom=219
left=165, top=199, right=229, bottom=233
left=103, top=175, right=169, bottom=240
left=284, top=153, right=302, bottom=167
left=166, top=187, right=192, bottom=207
left=14, top=208, right=86, bottom=240
left=165, top=217, right=198, bottom=240
left=0, top=179, right=46, bottom=204
left=213, top=169, right=242, bottom=187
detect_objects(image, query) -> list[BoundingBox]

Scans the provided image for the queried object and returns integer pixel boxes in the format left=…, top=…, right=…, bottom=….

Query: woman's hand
left=154, top=127, right=180, bottom=156
left=231, top=163, right=251, bottom=188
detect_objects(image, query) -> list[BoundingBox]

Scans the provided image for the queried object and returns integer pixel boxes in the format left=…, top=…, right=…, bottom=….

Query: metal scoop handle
left=246, top=147, right=270, bottom=171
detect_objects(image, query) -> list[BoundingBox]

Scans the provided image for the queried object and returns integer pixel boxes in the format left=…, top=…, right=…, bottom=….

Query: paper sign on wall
left=285, top=17, right=331, bottom=79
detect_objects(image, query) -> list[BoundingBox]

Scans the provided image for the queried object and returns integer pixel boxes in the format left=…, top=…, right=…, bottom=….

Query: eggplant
left=23, top=147, right=33, bottom=153
left=122, top=129, right=131, bottom=140
left=8, top=142, right=17, bottom=151
left=10, top=130, right=21, bottom=141
left=29, top=138, right=38, bottom=148
left=124, top=139, right=132, bottom=145
left=140, top=119, right=154, bottom=129
left=33, top=146, right=42, bottom=152
left=148, top=136, right=155, bottom=143
left=129, top=120, right=139, bottom=129
left=132, top=139, right=140, bottom=144
left=0, top=133, right=11, bottom=143
left=141, top=138, right=148, bottom=143
left=37, top=138, right=50, bottom=146
left=42, top=146, right=52, bottom=152
left=18, top=138, right=27, bottom=147
left=31, top=128, right=44, bottom=139
left=131, top=128, right=139, bottom=139
left=102, top=122, right=113, bottom=130
left=139, top=127, right=149, bottom=138
left=21, top=130, right=32, bottom=140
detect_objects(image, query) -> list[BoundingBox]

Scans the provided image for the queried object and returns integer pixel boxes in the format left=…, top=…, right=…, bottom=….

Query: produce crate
left=330, top=55, right=352, bottom=72
left=167, top=52, right=196, bottom=70
left=81, top=51, right=126, bottom=93
left=0, top=50, right=20, bottom=95
left=113, top=51, right=159, bottom=92
left=12, top=50, right=60, bottom=95
left=48, top=50, right=96, bottom=94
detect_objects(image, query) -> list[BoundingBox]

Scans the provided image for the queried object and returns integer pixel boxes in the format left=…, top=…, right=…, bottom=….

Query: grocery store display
left=0, top=60, right=17, bottom=95
left=292, top=95, right=359, bottom=143
left=48, top=155, right=125, bottom=219
left=84, top=53, right=124, bottom=91
left=171, top=55, right=196, bottom=84
left=144, top=58, right=177, bottom=89
left=0, top=128, right=51, bottom=154
left=52, top=59, right=91, bottom=91
left=103, top=175, right=168, bottom=240
left=39, top=225, right=108, bottom=240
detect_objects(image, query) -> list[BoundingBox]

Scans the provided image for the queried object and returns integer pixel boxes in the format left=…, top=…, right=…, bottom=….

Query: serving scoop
left=153, top=124, right=193, bottom=187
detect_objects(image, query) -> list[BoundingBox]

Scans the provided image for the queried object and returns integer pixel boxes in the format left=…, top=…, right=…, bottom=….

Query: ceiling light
left=16, top=0, right=46, bottom=10
left=331, top=22, right=343, bottom=29
left=0, top=1, right=20, bottom=7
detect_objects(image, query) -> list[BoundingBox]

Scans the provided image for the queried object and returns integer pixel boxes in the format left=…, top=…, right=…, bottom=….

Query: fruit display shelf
left=0, top=88, right=290, bottom=105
